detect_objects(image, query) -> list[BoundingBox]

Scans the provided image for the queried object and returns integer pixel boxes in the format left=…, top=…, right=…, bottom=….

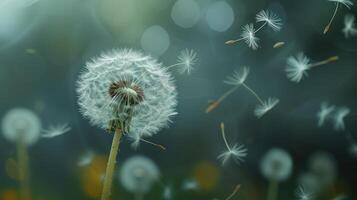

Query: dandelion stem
left=220, top=122, right=231, bottom=151
left=101, top=128, right=123, bottom=200
left=309, top=56, right=339, bottom=68
left=135, top=193, right=144, bottom=200
left=255, top=22, right=267, bottom=33
left=225, top=184, right=241, bottom=200
left=324, top=3, right=339, bottom=34
left=17, top=134, right=30, bottom=200
left=267, top=180, right=278, bottom=200
left=242, top=83, right=264, bottom=105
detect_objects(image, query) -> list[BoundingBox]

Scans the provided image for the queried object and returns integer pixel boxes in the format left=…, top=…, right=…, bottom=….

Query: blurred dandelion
left=333, top=107, right=350, bottom=131
left=308, top=152, right=337, bottom=189
left=260, top=148, right=293, bottom=200
left=119, top=156, right=160, bottom=199
left=78, top=151, right=95, bottom=167
left=166, top=49, right=198, bottom=74
left=162, top=185, right=173, bottom=200
left=207, top=67, right=279, bottom=118
left=317, top=102, right=335, bottom=127
left=298, top=172, right=322, bottom=196
left=225, top=10, right=282, bottom=49
left=296, top=186, right=314, bottom=200
left=342, top=14, right=357, bottom=38
left=182, top=178, right=199, bottom=191
left=1, top=108, right=42, bottom=200
left=77, top=49, right=177, bottom=200
left=41, top=123, right=71, bottom=138
left=285, top=53, right=338, bottom=83
left=324, top=0, right=354, bottom=34
left=217, top=123, right=247, bottom=166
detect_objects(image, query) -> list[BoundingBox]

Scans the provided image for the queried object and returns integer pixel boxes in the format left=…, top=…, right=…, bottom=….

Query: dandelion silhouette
left=260, top=148, right=293, bottom=200
left=1, top=108, right=42, bottom=200
left=225, top=10, right=282, bottom=49
left=342, top=14, right=357, bottom=38
left=77, top=49, right=177, bottom=200
left=206, top=67, right=279, bottom=118
left=217, top=122, right=247, bottom=166
left=166, top=49, right=198, bottom=75
left=324, top=0, right=354, bottom=34
left=285, top=53, right=339, bottom=83
left=119, top=156, right=160, bottom=200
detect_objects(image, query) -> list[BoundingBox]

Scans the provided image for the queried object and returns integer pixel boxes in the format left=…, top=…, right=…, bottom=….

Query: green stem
left=17, top=135, right=30, bottom=200
left=267, top=180, right=278, bottom=200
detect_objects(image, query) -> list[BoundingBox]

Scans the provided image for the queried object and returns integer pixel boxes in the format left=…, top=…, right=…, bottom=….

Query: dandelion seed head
left=176, top=49, right=198, bottom=74
left=256, top=10, right=283, bottom=31
left=285, top=53, right=311, bottom=83
left=42, top=123, right=71, bottom=138
left=77, top=49, right=177, bottom=138
left=254, top=97, right=280, bottom=118
left=241, top=24, right=259, bottom=50
left=333, top=106, right=350, bottom=131
left=317, top=102, right=335, bottom=127
left=308, top=152, right=337, bottom=187
left=296, top=186, right=314, bottom=200
left=342, top=14, right=357, bottom=38
left=224, top=67, right=250, bottom=86
left=328, top=0, right=354, bottom=9
left=119, top=155, right=160, bottom=194
left=217, top=144, right=248, bottom=165
left=1, top=108, right=41, bottom=145
left=260, top=148, right=293, bottom=182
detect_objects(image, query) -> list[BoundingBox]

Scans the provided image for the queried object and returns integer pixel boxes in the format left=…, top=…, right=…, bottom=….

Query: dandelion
left=342, top=14, right=357, bottom=38
left=317, top=102, right=335, bottom=127
left=225, top=10, right=282, bottom=49
left=77, top=49, right=177, bottom=200
left=119, top=156, right=160, bottom=199
left=254, top=97, right=280, bottom=118
left=166, top=49, right=198, bottom=74
left=41, top=123, right=71, bottom=138
left=298, top=172, right=322, bottom=196
left=256, top=10, right=283, bottom=31
left=217, top=123, right=247, bottom=166
left=296, top=186, right=314, bottom=200
left=1, top=108, right=42, bottom=200
left=333, top=106, right=350, bottom=131
left=260, top=148, right=293, bottom=200
left=285, top=53, right=338, bottom=83
left=324, top=0, right=354, bottom=34
left=308, top=152, right=337, bottom=188
left=207, top=67, right=279, bottom=118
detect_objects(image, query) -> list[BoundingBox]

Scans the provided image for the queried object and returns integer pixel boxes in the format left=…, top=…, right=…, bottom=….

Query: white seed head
left=260, top=148, right=293, bottom=182
left=224, top=67, right=250, bottom=86
left=41, top=123, right=71, bottom=138
left=342, top=14, right=357, bottom=38
left=285, top=53, right=311, bottom=83
left=77, top=49, right=177, bottom=139
left=1, top=108, right=41, bottom=146
left=308, top=152, right=337, bottom=187
left=241, top=24, right=259, bottom=50
left=176, top=48, right=198, bottom=75
left=333, top=106, right=350, bottom=131
left=254, top=97, right=280, bottom=118
left=119, top=155, right=160, bottom=193
left=317, top=102, right=335, bottom=127
left=256, top=10, right=283, bottom=31
left=328, top=0, right=354, bottom=9
left=217, top=144, right=248, bottom=166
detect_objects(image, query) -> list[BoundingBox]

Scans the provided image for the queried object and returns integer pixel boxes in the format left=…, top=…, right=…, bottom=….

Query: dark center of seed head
left=109, top=80, right=144, bottom=105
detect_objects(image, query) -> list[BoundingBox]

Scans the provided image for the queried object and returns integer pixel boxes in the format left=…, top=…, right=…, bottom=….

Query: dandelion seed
left=166, top=49, right=198, bottom=74
left=324, top=0, right=354, bottom=34
left=342, top=14, right=357, bottom=38
left=296, top=186, right=314, bottom=200
left=77, top=151, right=95, bottom=167
left=273, top=42, right=285, bottom=48
left=182, top=178, right=199, bottom=190
left=285, top=53, right=338, bottom=83
left=256, top=10, right=283, bottom=31
left=224, top=184, right=241, bottom=200
left=129, top=134, right=166, bottom=150
left=254, top=97, right=280, bottom=118
left=217, top=123, right=247, bottom=166
left=333, top=106, right=350, bottom=131
left=41, top=123, right=71, bottom=138
left=317, top=102, right=335, bottom=127
left=241, top=24, right=260, bottom=50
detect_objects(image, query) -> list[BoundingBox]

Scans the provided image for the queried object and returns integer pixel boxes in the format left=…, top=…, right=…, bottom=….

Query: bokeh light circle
left=171, top=0, right=201, bottom=28
left=205, top=1, right=234, bottom=32
left=140, top=25, right=170, bottom=56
